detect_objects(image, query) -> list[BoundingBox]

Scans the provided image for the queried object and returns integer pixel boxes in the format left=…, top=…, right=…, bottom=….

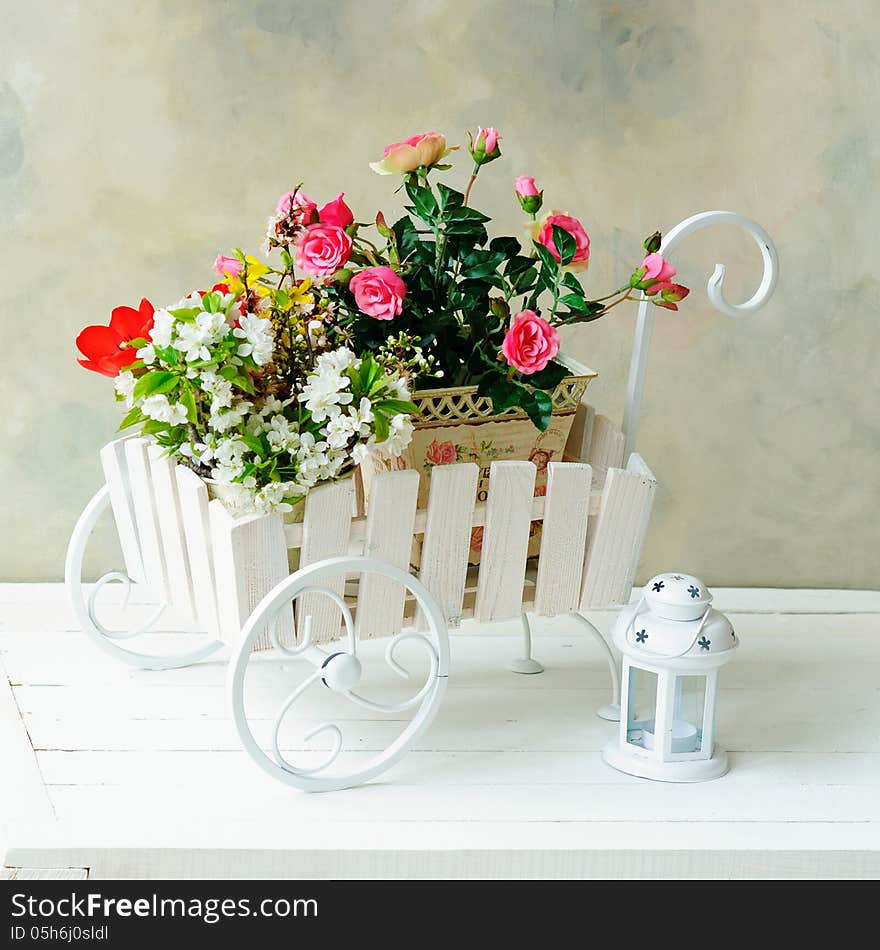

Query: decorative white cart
left=65, top=212, right=778, bottom=792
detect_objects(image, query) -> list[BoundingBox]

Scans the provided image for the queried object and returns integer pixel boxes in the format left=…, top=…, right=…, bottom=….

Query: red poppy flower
left=76, top=299, right=155, bottom=377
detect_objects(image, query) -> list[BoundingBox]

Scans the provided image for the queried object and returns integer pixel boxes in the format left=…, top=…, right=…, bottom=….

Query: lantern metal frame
left=602, top=600, right=738, bottom=782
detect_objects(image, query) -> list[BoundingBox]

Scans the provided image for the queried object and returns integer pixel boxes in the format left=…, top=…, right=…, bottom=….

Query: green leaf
left=533, top=241, right=559, bottom=276
left=461, top=249, right=506, bottom=279
left=201, top=292, right=220, bottom=314
left=404, top=181, right=439, bottom=223
left=141, top=419, right=171, bottom=437
left=218, top=365, right=239, bottom=381
left=436, top=183, right=464, bottom=212
left=373, top=398, right=418, bottom=416
left=117, top=405, right=145, bottom=431
left=551, top=224, right=576, bottom=266
left=179, top=385, right=198, bottom=424
left=489, top=236, right=521, bottom=258
left=447, top=206, right=490, bottom=225
left=168, top=307, right=199, bottom=322
left=373, top=411, right=390, bottom=443
left=240, top=434, right=265, bottom=456
left=511, top=265, right=538, bottom=294
left=561, top=295, right=605, bottom=316
left=520, top=388, right=553, bottom=431
left=526, top=360, right=569, bottom=391
left=133, top=371, right=177, bottom=402
left=231, top=372, right=255, bottom=395
left=561, top=271, right=584, bottom=293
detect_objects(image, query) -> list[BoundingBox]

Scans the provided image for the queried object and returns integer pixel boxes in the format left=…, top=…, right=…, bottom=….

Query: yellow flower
left=223, top=256, right=272, bottom=297
left=288, top=279, right=314, bottom=309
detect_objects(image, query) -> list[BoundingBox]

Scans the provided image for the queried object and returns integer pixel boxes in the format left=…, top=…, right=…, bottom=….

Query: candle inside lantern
left=639, top=718, right=699, bottom=754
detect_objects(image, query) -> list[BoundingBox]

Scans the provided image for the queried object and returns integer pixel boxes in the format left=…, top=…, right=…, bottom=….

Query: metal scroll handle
left=621, top=210, right=779, bottom=459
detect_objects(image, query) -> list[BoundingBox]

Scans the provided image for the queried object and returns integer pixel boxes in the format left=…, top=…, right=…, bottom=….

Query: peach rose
left=370, top=132, right=458, bottom=175
left=294, top=223, right=353, bottom=277
left=349, top=266, right=406, bottom=320
left=426, top=439, right=457, bottom=466
left=537, top=213, right=591, bottom=268
left=501, top=310, right=560, bottom=375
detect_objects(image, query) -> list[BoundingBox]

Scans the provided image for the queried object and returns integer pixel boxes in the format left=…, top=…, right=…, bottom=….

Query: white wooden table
left=2, top=585, right=879, bottom=879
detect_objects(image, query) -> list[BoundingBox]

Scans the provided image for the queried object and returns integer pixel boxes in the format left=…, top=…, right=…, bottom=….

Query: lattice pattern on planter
left=411, top=372, right=596, bottom=426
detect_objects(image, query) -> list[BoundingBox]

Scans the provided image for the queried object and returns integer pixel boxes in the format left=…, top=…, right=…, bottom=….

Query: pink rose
left=370, top=132, right=457, bottom=175
left=213, top=254, right=242, bottom=277
left=294, top=223, right=353, bottom=277
left=537, top=213, right=591, bottom=267
left=275, top=189, right=317, bottom=224
left=501, top=310, right=561, bottom=375
left=514, top=176, right=539, bottom=198
left=318, top=192, right=354, bottom=228
left=348, top=266, right=406, bottom=320
left=640, top=252, right=676, bottom=284
left=426, top=439, right=457, bottom=466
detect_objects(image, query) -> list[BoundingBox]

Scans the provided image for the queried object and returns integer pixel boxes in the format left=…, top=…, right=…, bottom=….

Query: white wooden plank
left=474, top=462, right=536, bottom=623
left=99, top=436, right=144, bottom=584
left=0, top=655, right=53, bottom=827
left=587, top=413, right=625, bottom=471
left=562, top=402, right=594, bottom=463
left=122, top=438, right=167, bottom=600
left=148, top=447, right=195, bottom=621
left=6, top=583, right=880, bottom=881
left=417, top=463, right=479, bottom=628
left=534, top=462, right=592, bottom=616
left=297, top=479, right=355, bottom=643
left=2, top=867, right=88, bottom=880
left=208, top=502, right=292, bottom=650
left=175, top=466, right=219, bottom=637
left=355, top=470, right=420, bottom=639
left=580, top=454, right=657, bottom=609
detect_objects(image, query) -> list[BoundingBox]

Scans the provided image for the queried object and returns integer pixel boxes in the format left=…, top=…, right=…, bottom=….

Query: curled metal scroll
left=622, top=210, right=779, bottom=457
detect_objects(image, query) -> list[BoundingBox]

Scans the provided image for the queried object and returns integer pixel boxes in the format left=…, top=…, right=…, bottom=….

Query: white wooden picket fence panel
left=98, top=405, right=656, bottom=646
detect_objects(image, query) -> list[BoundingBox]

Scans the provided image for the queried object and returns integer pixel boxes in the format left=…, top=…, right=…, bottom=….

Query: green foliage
left=331, top=167, right=635, bottom=432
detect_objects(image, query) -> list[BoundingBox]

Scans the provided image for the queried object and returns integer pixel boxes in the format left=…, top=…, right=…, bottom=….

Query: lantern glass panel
left=670, top=674, right=707, bottom=756
left=625, top=665, right=658, bottom=750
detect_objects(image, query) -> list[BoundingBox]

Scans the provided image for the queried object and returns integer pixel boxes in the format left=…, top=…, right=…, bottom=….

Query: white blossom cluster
left=122, top=291, right=415, bottom=515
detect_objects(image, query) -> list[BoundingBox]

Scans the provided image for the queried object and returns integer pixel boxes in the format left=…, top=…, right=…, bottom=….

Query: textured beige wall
left=1, top=0, right=877, bottom=586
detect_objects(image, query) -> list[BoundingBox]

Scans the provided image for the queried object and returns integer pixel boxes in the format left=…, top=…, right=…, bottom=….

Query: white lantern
left=602, top=573, right=738, bottom=782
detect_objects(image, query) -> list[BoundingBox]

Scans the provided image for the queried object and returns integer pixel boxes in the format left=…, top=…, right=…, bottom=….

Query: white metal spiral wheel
left=64, top=485, right=223, bottom=670
left=228, top=556, right=450, bottom=792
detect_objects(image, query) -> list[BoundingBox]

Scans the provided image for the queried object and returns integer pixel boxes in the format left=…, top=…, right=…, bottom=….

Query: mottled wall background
left=1, top=0, right=877, bottom=586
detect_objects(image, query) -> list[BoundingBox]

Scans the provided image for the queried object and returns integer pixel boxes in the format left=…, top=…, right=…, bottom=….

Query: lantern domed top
left=644, top=572, right=712, bottom=620
left=611, top=572, right=738, bottom=665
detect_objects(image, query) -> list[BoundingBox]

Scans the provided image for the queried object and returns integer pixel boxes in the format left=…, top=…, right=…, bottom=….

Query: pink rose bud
left=370, top=132, right=458, bottom=175
left=537, top=213, right=591, bottom=269
left=318, top=192, right=354, bottom=228
left=501, top=309, right=561, bottom=375
left=469, top=126, right=502, bottom=165
left=294, top=223, right=353, bottom=277
left=213, top=254, right=243, bottom=277
left=630, top=252, right=677, bottom=291
left=514, top=176, right=543, bottom=214
left=348, top=266, right=407, bottom=320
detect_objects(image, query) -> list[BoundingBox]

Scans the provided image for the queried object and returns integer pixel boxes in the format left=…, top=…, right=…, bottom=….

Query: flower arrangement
left=76, top=126, right=689, bottom=512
